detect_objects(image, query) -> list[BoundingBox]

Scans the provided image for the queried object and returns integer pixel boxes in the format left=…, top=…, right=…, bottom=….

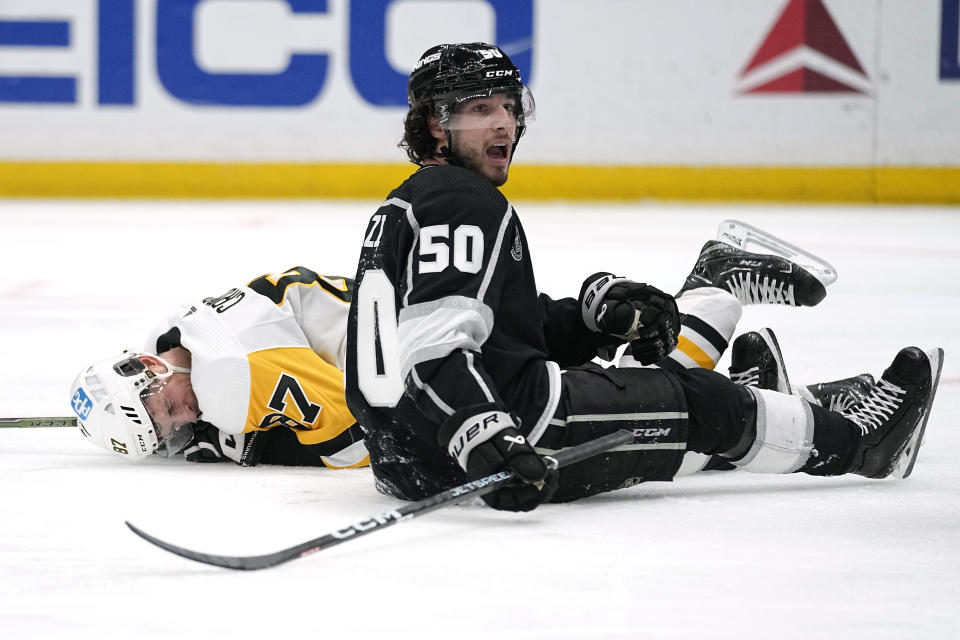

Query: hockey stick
left=126, top=428, right=636, bottom=571
left=0, top=417, right=77, bottom=428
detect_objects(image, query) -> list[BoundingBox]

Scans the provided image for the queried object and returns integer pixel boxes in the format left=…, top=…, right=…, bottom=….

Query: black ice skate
left=679, top=240, right=828, bottom=306
left=802, top=374, right=876, bottom=413
left=729, top=328, right=791, bottom=393
left=843, top=347, right=944, bottom=480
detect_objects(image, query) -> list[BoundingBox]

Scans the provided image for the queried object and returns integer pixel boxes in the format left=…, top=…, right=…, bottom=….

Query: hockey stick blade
left=716, top=219, right=838, bottom=287
left=0, top=417, right=77, bottom=428
left=126, top=428, right=636, bottom=571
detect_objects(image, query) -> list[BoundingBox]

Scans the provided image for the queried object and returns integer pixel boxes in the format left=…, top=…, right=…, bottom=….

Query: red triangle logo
left=743, top=68, right=863, bottom=93
left=741, top=0, right=868, bottom=94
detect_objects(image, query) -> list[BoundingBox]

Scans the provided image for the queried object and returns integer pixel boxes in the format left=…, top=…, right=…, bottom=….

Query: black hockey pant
left=536, top=363, right=754, bottom=503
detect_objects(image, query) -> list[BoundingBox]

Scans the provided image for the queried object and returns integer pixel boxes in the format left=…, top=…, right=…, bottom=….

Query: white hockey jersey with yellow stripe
left=144, top=268, right=367, bottom=469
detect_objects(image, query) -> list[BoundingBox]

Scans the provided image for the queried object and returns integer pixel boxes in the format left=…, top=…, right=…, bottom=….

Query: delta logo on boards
left=738, top=0, right=871, bottom=95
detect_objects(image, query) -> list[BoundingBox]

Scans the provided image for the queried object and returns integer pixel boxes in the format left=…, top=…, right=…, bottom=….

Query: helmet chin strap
left=437, top=128, right=463, bottom=167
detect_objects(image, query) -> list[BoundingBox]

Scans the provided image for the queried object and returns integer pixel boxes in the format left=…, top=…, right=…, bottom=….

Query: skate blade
left=716, top=219, right=839, bottom=287
left=891, top=347, right=944, bottom=480
left=757, top=328, right=792, bottom=394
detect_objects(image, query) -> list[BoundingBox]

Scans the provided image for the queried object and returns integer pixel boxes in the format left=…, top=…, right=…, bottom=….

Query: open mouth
left=486, top=143, right=509, bottom=161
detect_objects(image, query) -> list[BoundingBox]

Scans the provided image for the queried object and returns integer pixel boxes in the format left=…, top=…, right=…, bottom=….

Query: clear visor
left=122, top=356, right=197, bottom=458
left=436, top=86, right=535, bottom=131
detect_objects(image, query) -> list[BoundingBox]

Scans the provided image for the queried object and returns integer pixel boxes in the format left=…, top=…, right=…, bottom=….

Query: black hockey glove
left=437, top=403, right=558, bottom=512
left=580, top=272, right=680, bottom=365
left=181, top=421, right=270, bottom=467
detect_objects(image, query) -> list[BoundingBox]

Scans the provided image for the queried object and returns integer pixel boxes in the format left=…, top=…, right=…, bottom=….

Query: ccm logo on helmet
left=485, top=70, right=515, bottom=78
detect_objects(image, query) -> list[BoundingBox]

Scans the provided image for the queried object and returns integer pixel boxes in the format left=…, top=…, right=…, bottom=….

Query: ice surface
left=1, top=200, right=958, bottom=639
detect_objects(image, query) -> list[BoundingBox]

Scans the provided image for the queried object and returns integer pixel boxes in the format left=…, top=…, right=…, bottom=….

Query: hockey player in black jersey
left=344, top=42, right=944, bottom=511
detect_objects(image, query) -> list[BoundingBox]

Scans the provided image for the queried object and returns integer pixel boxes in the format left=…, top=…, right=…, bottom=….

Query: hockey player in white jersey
left=69, top=267, right=367, bottom=469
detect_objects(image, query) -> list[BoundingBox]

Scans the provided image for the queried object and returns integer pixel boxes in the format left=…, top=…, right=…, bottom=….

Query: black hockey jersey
left=345, top=165, right=613, bottom=497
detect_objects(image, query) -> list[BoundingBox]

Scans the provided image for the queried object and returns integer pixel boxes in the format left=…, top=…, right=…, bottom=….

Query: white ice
left=1, top=200, right=958, bottom=639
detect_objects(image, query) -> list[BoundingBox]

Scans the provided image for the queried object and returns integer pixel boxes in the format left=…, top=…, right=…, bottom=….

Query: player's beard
left=450, top=138, right=511, bottom=187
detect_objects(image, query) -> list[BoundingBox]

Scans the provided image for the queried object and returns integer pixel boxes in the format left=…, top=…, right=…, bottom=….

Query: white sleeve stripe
left=398, top=303, right=492, bottom=377
left=527, top=360, right=562, bottom=446
left=464, top=350, right=495, bottom=403
left=383, top=196, right=418, bottom=308
left=399, top=295, right=494, bottom=323
left=411, top=367, right=456, bottom=416
left=476, top=204, right=514, bottom=303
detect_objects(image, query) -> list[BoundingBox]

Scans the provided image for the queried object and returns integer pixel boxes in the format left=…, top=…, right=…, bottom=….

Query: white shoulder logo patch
left=511, top=230, right=523, bottom=262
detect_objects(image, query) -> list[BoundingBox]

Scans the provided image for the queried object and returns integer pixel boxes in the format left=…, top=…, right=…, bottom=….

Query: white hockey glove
left=437, top=403, right=557, bottom=512
left=580, top=272, right=680, bottom=365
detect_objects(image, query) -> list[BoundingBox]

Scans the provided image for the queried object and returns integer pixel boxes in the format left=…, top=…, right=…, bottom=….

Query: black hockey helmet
left=407, top=42, right=534, bottom=138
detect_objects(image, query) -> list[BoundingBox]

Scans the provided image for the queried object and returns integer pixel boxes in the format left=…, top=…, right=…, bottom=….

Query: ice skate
left=679, top=220, right=836, bottom=306
left=843, top=347, right=944, bottom=480
left=728, top=328, right=791, bottom=393
left=679, top=240, right=828, bottom=306
left=800, top=374, right=876, bottom=414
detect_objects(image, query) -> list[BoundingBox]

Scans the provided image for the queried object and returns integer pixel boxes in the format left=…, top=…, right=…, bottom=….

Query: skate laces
left=842, top=378, right=905, bottom=436
left=826, top=393, right=858, bottom=414
left=730, top=366, right=759, bottom=387
left=726, top=273, right=796, bottom=305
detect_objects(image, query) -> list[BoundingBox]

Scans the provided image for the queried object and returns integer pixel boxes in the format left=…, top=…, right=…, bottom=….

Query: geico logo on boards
left=0, top=0, right=534, bottom=107
left=633, top=427, right=672, bottom=438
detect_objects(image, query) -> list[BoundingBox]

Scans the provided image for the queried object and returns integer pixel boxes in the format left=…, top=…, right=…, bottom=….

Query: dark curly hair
left=399, top=103, right=439, bottom=165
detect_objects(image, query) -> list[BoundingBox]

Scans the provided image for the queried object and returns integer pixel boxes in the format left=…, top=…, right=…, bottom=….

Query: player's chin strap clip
left=437, top=143, right=463, bottom=168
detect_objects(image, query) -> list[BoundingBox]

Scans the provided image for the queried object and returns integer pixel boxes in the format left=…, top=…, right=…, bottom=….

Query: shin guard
left=731, top=387, right=814, bottom=474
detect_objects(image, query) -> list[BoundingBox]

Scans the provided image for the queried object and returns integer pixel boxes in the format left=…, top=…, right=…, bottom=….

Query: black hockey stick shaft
left=126, top=428, right=635, bottom=571
left=0, top=417, right=77, bottom=428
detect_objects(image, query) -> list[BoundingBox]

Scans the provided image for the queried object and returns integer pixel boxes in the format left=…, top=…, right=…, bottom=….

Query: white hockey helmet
left=69, top=351, right=193, bottom=461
